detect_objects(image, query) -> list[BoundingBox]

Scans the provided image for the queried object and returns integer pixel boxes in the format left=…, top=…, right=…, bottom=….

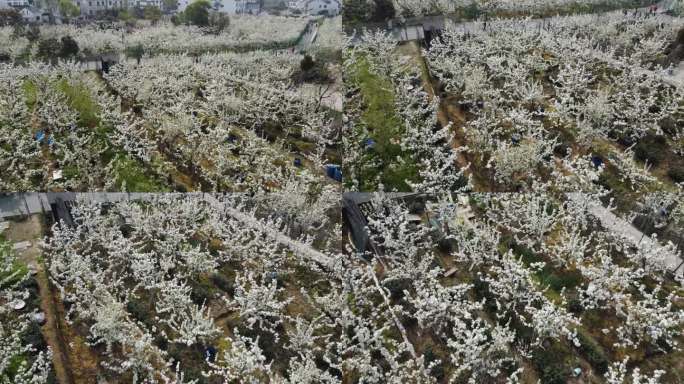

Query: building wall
left=76, top=0, right=117, bottom=16
left=177, top=0, right=190, bottom=12
left=295, top=0, right=339, bottom=16
left=0, top=0, right=29, bottom=8
left=216, top=0, right=237, bottom=14
left=216, top=0, right=260, bottom=15
left=75, top=0, right=163, bottom=16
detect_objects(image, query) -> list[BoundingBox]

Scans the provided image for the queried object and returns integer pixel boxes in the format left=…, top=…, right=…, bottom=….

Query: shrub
left=513, top=242, right=542, bottom=265
left=634, top=134, right=668, bottom=166
left=0, top=8, right=21, bottom=26
left=568, top=298, right=584, bottom=314
left=300, top=54, right=315, bottom=72
left=210, top=273, right=233, bottom=294
left=21, top=322, right=47, bottom=351
left=532, top=343, right=569, bottom=384
left=126, top=298, right=154, bottom=327
left=668, top=164, right=684, bottom=183
left=658, top=117, right=678, bottom=137
left=183, top=0, right=211, bottom=27
left=370, top=0, right=396, bottom=22
left=437, top=237, right=456, bottom=253
left=576, top=332, right=609, bottom=374
left=189, top=279, right=215, bottom=305
left=544, top=269, right=583, bottom=291
left=383, top=277, right=412, bottom=300
left=37, top=38, right=61, bottom=64
left=126, top=44, right=144, bottom=65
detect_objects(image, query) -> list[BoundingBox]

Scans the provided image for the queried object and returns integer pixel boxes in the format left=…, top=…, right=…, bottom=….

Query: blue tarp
left=325, top=164, right=342, bottom=182
left=294, top=158, right=303, bottom=167
left=205, top=346, right=217, bottom=362
left=364, top=138, right=376, bottom=150
left=35, top=131, right=45, bottom=143
left=591, top=155, right=603, bottom=168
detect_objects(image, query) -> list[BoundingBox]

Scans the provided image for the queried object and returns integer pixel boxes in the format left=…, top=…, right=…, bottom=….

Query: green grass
left=2, top=354, right=28, bottom=380
left=0, top=238, right=28, bottom=288
left=500, top=235, right=583, bottom=294
left=575, top=329, right=609, bottom=374
left=62, top=164, right=81, bottom=180
left=22, top=79, right=38, bottom=109
left=53, top=77, right=167, bottom=190
left=112, top=154, right=168, bottom=192
left=56, top=78, right=101, bottom=128
left=350, top=57, right=419, bottom=191
left=531, top=340, right=574, bottom=384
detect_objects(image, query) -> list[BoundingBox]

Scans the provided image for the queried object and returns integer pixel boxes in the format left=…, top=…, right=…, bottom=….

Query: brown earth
left=7, top=216, right=100, bottom=384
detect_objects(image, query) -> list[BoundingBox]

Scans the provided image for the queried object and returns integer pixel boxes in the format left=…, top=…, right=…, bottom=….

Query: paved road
left=567, top=193, right=683, bottom=281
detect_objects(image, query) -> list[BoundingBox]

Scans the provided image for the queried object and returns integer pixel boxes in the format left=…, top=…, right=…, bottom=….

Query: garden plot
left=345, top=12, right=684, bottom=195
left=0, top=63, right=169, bottom=191
left=1, top=220, right=54, bottom=383
left=36, top=193, right=343, bottom=383
left=1, top=49, right=342, bottom=192
left=2, top=196, right=683, bottom=384
left=311, top=16, right=344, bottom=54
left=422, top=13, right=684, bottom=195
left=344, top=31, right=469, bottom=192
left=345, top=192, right=684, bottom=383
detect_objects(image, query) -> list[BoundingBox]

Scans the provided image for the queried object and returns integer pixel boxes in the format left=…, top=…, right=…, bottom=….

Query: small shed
left=389, top=15, right=446, bottom=45
left=82, top=52, right=120, bottom=73
left=20, top=7, right=42, bottom=23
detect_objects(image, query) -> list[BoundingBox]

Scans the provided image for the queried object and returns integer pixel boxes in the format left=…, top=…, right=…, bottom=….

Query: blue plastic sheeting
left=591, top=155, right=603, bottom=168
left=47, top=137, right=54, bottom=145
left=364, top=138, right=376, bottom=149
left=205, top=346, right=217, bottom=362
left=35, top=131, right=45, bottom=143
left=294, top=158, right=303, bottom=167
left=325, top=164, right=342, bottom=182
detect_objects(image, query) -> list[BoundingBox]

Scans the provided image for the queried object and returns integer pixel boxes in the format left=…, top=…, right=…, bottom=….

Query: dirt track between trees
left=8, top=216, right=74, bottom=384
left=7, top=215, right=100, bottom=384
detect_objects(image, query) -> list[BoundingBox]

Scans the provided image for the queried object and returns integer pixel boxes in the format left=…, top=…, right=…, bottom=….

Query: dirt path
left=7, top=216, right=74, bottom=384
left=29, top=111, right=57, bottom=189
left=398, top=41, right=486, bottom=191
left=7, top=216, right=100, bottom=384
left=36, top=268, right=77, bottom=384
